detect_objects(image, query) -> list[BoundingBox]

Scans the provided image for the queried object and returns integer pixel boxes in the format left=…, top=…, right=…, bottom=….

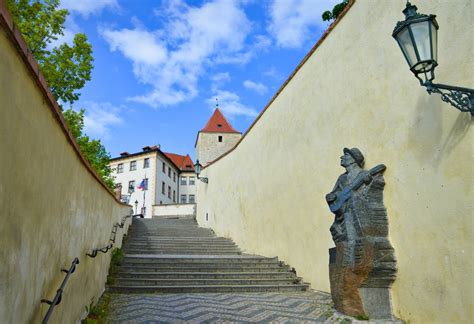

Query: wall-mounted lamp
left=134, top=200, right=138, bottom=214
left=392, top=2, right=473, bottom=115
left=194, top=160, right=208, bottom=183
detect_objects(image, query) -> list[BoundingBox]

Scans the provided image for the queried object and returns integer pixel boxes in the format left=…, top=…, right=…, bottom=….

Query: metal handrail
left=41, top=258, right=80, bottom=324
left=40, top=212, right=132, bottom=323
left=86, top=214, right=132, bottom=258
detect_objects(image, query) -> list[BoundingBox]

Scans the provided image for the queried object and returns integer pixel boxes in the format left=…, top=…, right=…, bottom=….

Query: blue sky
left=58, top=0, right=339, bottom=160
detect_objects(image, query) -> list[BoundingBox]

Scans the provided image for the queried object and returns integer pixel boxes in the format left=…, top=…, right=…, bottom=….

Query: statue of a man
left=326, top=148, right=385, bottom=266
left=325, top=148, right=396, bottom=319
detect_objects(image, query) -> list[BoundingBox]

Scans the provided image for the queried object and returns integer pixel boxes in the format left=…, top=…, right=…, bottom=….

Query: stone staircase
left=108, top=217, right=309, bottom=293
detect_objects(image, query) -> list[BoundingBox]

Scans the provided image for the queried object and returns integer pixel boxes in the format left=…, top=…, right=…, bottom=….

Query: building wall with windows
left=109, top=151, right=157, bottom=217
left=178, top=171, right=196, bottom=204
left=155, top=155, right=179, bottom=206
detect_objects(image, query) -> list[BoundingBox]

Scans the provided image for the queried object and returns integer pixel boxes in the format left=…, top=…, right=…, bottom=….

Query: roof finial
left=215, top=97, right=219, bottom=109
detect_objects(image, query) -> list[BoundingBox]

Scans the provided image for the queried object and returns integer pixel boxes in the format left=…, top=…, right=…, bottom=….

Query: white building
left=109, top=145, right=196, bottom=218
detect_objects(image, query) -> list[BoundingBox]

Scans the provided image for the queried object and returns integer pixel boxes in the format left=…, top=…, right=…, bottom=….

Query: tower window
left=218, top=136, right=223, bottom=142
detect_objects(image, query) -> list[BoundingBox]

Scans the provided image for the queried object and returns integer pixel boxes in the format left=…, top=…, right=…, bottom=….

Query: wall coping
left=202, top=0, right=356, bottom=170
left=0, top=0, right=128, bottom=206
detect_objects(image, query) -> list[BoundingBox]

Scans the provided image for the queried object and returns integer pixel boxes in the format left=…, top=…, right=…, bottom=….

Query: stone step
left=121, top=256, right=277, bottom=264
left=124, top=241, right=237, bottom=246
left=114, top=278, right=303, bottom=286
left=117, top=265, right=291, bottom=272
left=115, top=271, right=297, bottom=279
left=107, top=284, right=309, bottom=294
left=123, top=251, right=242, bottom=255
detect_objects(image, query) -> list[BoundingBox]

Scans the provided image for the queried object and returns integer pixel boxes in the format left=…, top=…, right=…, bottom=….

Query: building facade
left=109, top=145, right=190, bottom=217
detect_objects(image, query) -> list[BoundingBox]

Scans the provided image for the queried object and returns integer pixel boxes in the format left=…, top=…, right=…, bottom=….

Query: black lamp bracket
left=423, top=81, right=474, bottom=115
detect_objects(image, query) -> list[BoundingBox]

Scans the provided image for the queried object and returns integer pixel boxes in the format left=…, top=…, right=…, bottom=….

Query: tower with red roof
left=195, top=108, right=242, bottom=166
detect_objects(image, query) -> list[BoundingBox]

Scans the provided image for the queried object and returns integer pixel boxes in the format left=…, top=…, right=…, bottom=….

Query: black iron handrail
left=86, top=214, right=132, bottom=258
left=41, top=258, right=80, bottom=324
left=40, top=211, right=132, bottom=323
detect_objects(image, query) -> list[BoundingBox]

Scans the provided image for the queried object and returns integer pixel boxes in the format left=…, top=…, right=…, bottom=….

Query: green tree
left=7, top=0, right=116, bottom=190
left=63, top=109, right=115, bottom=189
left=322, top=0, right=349, bottom=22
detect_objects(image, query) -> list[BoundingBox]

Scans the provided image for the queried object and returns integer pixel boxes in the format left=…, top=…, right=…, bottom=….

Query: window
left=143, top=158, right=150, bottom=168
left=117, top=163, right=124, bottom=173
left=189, top=177, right=195, bottom=186
left=128, top=180, right=135, bottom=193
left=168, top=166, right=171, bottom=178
left=162, top=162, right=166, bottom=173
left=173, top=172, right=176, bottom=182
left=168, top=186, right=171, bottom=198
left=189, top=194, right=195, bottom=203
left=181, top=176, right=187, bottom=185
left=173, top=190, right=176, bottom=202
left=218, top=135, right=223, bottom=142
left=162, top=181, right=165, bottom=194
left=143, top=178, right=149, bottom=190
left=130, top=160, right=137, bottom=171
left=181, top=195, right=187, bottom=204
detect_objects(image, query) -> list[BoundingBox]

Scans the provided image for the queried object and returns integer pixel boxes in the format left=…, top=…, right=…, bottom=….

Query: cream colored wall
left=153, top=204, right=196, bottom=217
left=196, top=132, right=241, bottom=165
left=197, top=1, right=473, bottom=322
left=0, top=28, right=132, bottom=323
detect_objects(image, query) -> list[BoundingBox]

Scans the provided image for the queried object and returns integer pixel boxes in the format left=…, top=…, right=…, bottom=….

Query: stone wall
left=196, top=132, right=241, bottom=165
left=153, top=204, right=196, bottom=218
left=196, top=0, right=473, bottom=322
left=0, top=7, right=132, bottom=323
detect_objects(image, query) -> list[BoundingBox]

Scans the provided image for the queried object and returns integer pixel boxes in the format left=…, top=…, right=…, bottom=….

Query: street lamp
left=392, top=2, right=473, bottom=115
left=134, top=200, right=138, bottom=215
left=193, top=160, right=208, bottom=183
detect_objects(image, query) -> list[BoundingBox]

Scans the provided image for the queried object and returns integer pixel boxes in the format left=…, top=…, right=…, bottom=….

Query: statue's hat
left=343, top=147, right=364, bottom=167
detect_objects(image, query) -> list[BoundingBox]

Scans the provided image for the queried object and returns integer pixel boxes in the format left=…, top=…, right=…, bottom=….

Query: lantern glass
left=431, top=22, right=438, bottom=62
left=396, top=26, right=417, bottom=67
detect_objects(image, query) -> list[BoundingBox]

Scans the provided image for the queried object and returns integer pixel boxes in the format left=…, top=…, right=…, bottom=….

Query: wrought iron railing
left=40, top=212, right=133, bottom=323
left=86, top=214, right=132, bottom=258
left=40, top=258, right=80, bottom=324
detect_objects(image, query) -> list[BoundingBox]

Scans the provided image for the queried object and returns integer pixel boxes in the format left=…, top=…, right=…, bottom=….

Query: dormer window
left=217, top=124, right=222, bottom=128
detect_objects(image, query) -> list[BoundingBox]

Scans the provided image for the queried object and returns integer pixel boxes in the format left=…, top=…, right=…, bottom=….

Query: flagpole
left=142, top=173, right=147, bottom=216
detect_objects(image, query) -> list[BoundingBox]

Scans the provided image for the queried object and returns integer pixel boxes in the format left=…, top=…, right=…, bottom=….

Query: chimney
left=120, top=152, right=129, bottom=157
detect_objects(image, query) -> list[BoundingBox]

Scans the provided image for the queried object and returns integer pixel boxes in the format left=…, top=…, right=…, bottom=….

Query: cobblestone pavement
left=106, top=290, right=346, bottom=323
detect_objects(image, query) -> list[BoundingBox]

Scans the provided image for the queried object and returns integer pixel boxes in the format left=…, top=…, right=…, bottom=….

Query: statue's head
left=341, top=147, right=364, bottom=168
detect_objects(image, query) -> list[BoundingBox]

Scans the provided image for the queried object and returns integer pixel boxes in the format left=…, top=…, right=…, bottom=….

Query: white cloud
left=100, top=28, right=168, bottom=66
left=100, top=0, right=252, bottom=108
left=208, top=90, right=258, bottom=117
left=61, top=0, right=119, bottom=17
left=83, top=102, right=123, bottom=138
left=268, top=0, right=339, bottom=48
left=211, top=72, right=231, bottom=84
left=243, top=80, right=267, bottom=94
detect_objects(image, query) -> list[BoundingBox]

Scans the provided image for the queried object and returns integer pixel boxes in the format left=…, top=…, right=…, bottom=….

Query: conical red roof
left=200, top=108, right=239, bottom=133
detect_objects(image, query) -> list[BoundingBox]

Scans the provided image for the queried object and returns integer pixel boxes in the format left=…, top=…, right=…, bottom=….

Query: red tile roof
left=163, top=152, right=195, bottom=172
left=200, top=108, right=240, bottom=133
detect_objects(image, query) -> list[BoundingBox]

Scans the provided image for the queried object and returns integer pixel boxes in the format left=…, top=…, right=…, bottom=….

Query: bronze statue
left=326, top=148, right=397, bottom=319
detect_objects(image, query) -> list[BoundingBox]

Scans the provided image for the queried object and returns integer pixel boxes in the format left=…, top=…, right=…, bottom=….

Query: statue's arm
left=326, top=175, right=345, bottom=203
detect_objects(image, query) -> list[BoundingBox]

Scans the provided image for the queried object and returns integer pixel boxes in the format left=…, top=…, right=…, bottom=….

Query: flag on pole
left=137, top=179, right=146, bottom=190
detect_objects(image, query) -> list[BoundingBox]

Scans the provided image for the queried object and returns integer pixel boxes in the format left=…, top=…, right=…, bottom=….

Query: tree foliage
left=7, top=0, right=116, bottom=190
left=63, top=109, right=115, bottom=189
left=322, top=0, right=349, bottom=22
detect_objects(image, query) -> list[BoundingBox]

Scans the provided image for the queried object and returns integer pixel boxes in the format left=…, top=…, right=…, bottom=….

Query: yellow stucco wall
left=0, top=27, right=132, bottom=322
left=197, top=0, right=473, bottom=322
